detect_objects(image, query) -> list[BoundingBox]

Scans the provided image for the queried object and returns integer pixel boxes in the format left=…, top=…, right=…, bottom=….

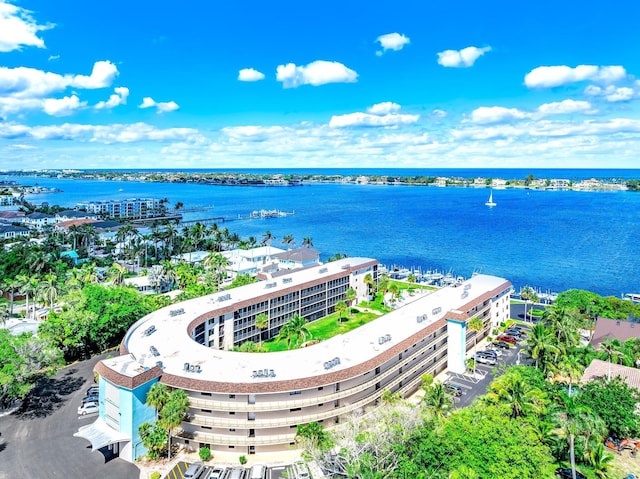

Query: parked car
left=445, top=383, right=463, bottom=397
left=77, top=402, right=98, bottom=415
left=492, top=341, right=512, bottom=350
left=483, top=346, right=502, bottom=356
left=86, top=386, right=99, bottom=396
left=82, top=394, right=99, bottom=404
left=481, top=349, right=498, bottom=359
left=206, top=468, right=227, bottom=479
left=473, top=352, right=497, bottom=365
left=184, top=462, right=205, bottom=479
left=496, top=335, right=517, bottom=344
left=293, top=461, right=311, bottom=479
left=555, top=467, right=587, bottom=479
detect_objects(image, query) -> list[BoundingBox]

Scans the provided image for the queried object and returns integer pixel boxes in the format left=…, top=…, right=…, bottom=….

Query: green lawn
left=260, top=309, right=380, bottom=352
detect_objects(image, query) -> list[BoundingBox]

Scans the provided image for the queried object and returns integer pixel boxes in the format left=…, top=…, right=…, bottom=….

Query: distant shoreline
left=1, top=169, right=638, bottom=192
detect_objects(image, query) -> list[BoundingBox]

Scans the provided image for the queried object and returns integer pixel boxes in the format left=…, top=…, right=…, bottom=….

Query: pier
left=180, top=209, right=294, bottom=227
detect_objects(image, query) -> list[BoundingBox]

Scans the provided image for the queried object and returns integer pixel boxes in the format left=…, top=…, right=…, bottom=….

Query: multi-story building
left=21, top=212, right=56, bottom=230
left=77, top=258, right=511, bottom=463
left=76, top=198, right=163, bottom=220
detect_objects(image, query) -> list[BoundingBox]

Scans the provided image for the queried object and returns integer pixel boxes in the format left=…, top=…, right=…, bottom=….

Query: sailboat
left=485, top=189, right=496, bottom=207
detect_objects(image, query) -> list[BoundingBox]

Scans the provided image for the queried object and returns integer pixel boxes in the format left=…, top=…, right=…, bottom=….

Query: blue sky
left=1, top=0, right=640, bottom=169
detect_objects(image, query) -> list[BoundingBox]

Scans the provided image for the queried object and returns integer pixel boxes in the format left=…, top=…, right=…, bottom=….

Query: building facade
left=76, top=198, right=163, bottom=220
left=79, top=258, right=511, bottom=462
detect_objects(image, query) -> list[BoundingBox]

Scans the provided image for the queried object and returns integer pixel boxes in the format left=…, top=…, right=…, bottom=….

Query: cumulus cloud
left=0, top=121, right=204, bottom=144
left=138, top=97, right=179, bottom=113
left=238, top=68, right=265, bottom=82
left=0, top=1, right=51, bottom=52
left=536, top=99, right=594, bottom=116
left=469, top=106, right=528, bottom=124
left=367, top=102, right=401, bottom=115
left=42, top=95, right=86, bottom=116
left=524, top=65, right=627, bottom=88
left=71, top=61, right=119, bottom=89
left=375, top=33, right=410, bottom=55
left=585, top=84, right=635, bottom=102
left=0, top=61, right=119, bottom=99
left=95, top=87, right=129, bottom=109
left=330, top=102, right=418, bottom=128
left=276, top=60, right=357, bottom=88
left=437, top=46, right=491, bottom=68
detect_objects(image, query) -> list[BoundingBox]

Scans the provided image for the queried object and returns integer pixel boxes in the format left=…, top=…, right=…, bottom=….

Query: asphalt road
left=0, top=353, right=139, bottom=479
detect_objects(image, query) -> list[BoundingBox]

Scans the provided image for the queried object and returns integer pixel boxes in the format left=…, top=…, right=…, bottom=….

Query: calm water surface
left=4, top=173, right=640, bottom=297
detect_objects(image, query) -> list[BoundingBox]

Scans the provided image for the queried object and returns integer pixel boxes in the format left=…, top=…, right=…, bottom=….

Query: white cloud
left=536, top=99, right=594, bottom=116
left=585, top=84, right=635, bottom=102
left=95, top=87, right=129, bottom=109
left=276, top=60, right=357, bottom=88
left=437, top=46, right=491, bottom=68
left=48, top=54, right=60, bottom=62
left=524, top=65, right=627, bottom=88
left=238, top=68, right=265, bottom=82
left=138, top=97, right=179, bottom=113
left=375, top=33, right=410, bottom=55
left=367, top=102, right=400, bottom=115
left=469, top=106, right=528, bottom=124
left=431, top=109, right=447, bottom=118
left=71, top=60, right=119, bottom=89
left=0, top=61, right=119, bottom=99
left=42, top=95, right=86, bottom=117
left=0, top=121, right=204, bottom=144
left=329, top=112, right=419, bottom=128
left=0, top=1, right=51, bottom=52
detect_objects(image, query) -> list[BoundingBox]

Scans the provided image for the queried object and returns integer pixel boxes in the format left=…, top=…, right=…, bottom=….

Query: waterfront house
left=582, top=358, right=640, bottom=392
left=76, top=198, right=164, bottom=220
left=0, top=224, right=30, bottom=240
left=590, top=317, right=640, bottom=347
left=55, top=209, right=98, bottom=222
left=222, top=246, right=286, bottom=278
left=21, top=212, right=56, bottom=230
left=271, top=247, right=320, bottom=270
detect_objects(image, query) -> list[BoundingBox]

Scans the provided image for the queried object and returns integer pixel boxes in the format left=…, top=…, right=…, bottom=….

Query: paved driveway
left=0, top=353, right=139, bottom=479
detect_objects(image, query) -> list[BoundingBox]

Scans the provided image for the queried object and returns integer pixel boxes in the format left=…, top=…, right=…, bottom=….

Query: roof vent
left=319, top=267, right=328, bottom=274
left=156, top=361, right=163, bottom=369
left=184, top=362, right=190, bottom=371
left=616, top=320, right=621, bottom=326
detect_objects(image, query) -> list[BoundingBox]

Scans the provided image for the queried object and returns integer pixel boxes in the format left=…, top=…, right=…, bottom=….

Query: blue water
left=3, top=170, right=640, bottom=297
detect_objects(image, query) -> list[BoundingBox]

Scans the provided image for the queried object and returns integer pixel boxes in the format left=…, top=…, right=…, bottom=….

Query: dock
left=180, top=209, right=294, bottom=227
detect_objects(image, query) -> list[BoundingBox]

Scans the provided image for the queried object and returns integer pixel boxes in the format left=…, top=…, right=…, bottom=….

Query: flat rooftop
left=117, top=259, right=509, bottom=386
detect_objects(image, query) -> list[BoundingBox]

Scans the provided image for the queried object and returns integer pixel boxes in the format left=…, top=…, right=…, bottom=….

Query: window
left=289, top=390, right=302, bottom=396
left=201, top=392, right=212, bottom=397
left=201, top=409, right=212, bottom=413
left=229, top=394, right=236, bottom=399
left=229, top=428, right=236, bottom=432
left=229, top=411, right=235, bottom=415
left=290, top=407, right=301, bottom=412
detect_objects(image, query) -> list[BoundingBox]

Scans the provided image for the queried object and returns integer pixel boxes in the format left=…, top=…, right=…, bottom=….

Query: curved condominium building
left=76, top=258, right=511, bottom=462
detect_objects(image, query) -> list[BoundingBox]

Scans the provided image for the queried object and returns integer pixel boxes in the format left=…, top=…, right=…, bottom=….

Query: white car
left=78, top=401, right=99, bottom=415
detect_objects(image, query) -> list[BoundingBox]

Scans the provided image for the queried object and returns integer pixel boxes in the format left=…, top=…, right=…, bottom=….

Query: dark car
left=445, top=383, right=463, bottom=397
left=555, top=467, right=587, bottom=479
left=82, top=394, right=99, bottom=404
left=86, top=386, right=99, bottom=396
left=492, top=341, right=512, bottom=350
left=496, top=335, right=517, bottom=344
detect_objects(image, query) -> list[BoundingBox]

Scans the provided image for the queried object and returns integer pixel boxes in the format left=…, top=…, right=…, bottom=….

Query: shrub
left=499, top=322, right=506, bottom=328
left=239, top=455, right=247, bottom=465
left=150, top=472, right=161, bottom=479
left=199, top=447, right=211, bottom=462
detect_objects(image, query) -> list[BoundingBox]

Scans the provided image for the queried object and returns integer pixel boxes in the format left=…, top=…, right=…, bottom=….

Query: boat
left=485, top=189, right=496, bottom=207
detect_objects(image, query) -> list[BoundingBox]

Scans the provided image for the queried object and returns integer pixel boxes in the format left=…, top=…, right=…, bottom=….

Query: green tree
left=467, top=316, right=484, bottom=376
left=423, top=382, right=453, bottom=418
left=485, top=367, right=548, bottom=418
left=525, top=323, right=559, bottom=373
left=277, top=314, right=310, bottom=349
left=334, top=300, right=347, bottom=323
left=159, top=389, right=189, bottom=461
left=579, top=376, right=640, bottom=437
left=138, top=421, right=166, bottom=459
left=599, top=337, right=624, bottom=380
left=449, top=465, right=479, bottom=479
left=146, top=382, right=170, bottom=419
left=588, top=443, right=615, bottom=479
left=295, top=422, right=332, bottom=456
left=363, top=273, right=374, bottom=297
left=255, top=313, right=269, bottom=345
left=345, top=288, right=357, bottom=315
left=108, top=262, right=127, bottom=286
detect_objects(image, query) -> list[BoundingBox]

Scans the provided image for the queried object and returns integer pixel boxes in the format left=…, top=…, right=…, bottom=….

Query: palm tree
left=203, top=252, right=229, bottom=290
left=109, top=262, right=127, bottom=286
left=261, top=230, right=275, bottom=259
left=345, top=288, right=357, bottom=316
left=363, top=273, right=374, bottom=298
left=39, top=273, right=58, bottom=309
left=160, top=260, right=177, bottom=291
left=2, top=278, right=20, bottom=318
left=555, top=355, right=584, bottom=396
left=525, top=323, right=559, bottom=373
left=554, top=392, right=596, bottom=479
left=467, top=316, right=484, bottom=376
left=255, top=313, right=269, bottom=345
left=277, top=314, right=310, bottom=349
left=599, top=337, right=624, bottom=380
left=334, top=300, right=347, bottom=323
left=301, top=237, right=313, bottom=248
left=588, top=443, right=615, bottom=478
left=486, top=368, right=547, bottom=418
left=281, top=234, right=294, bottom=249
left=17, top=274, right=38, bottom=320
left=423, top=382, right=453, bottom=418
left=146, top=382, right=170, bottom=419
left=159, top=389, right=189, bottom=461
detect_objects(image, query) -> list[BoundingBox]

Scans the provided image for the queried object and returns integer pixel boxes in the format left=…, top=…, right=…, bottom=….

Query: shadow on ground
left=16, top=369, right=86, bottom=420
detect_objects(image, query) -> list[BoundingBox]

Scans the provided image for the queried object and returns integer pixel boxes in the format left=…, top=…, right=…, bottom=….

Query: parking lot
left=165, top=461, right=307, bottom=479
left=445, top=326, right=531, bottom=409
